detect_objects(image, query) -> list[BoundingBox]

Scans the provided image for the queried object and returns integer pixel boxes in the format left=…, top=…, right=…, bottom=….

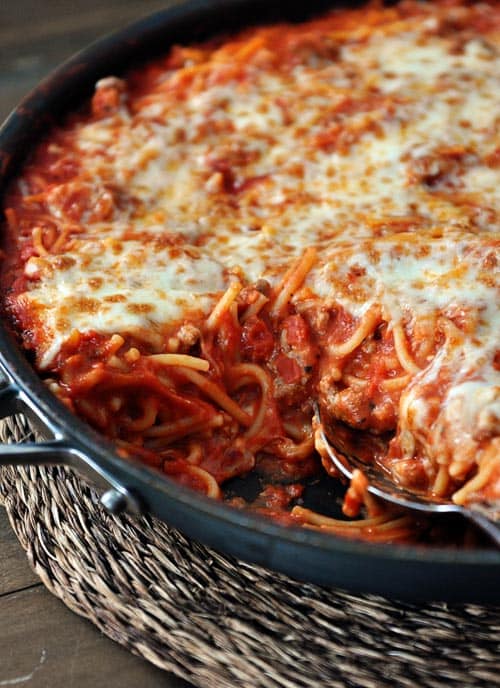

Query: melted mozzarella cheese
left=6, top=2, right=500, bottom=479
left=23, top=239, right=227, bottom=367
left=310, top=232, right=499, bottom=328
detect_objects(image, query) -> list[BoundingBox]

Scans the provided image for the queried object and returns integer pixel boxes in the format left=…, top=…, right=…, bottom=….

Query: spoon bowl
left=314, top=404, right=500, bottom=547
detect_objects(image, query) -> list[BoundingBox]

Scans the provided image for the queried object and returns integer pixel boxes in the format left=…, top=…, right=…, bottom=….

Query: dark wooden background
left=0, top=2, right=193, bottom=686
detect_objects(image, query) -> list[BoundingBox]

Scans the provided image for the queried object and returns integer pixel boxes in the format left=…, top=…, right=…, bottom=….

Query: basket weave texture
left=1, top=413, right=500, bottom=688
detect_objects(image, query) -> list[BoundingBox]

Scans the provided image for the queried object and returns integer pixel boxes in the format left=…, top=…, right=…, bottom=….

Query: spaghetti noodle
left=1, top=0, right=499, bottom=544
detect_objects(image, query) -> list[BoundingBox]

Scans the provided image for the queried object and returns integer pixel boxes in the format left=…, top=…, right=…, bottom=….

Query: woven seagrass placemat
left=1, top=414, right=500, bottom=688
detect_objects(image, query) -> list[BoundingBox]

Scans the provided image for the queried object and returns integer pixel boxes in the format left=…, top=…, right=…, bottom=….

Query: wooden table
left=0, top=507, right=190, bottom=687
left=0, top=2, right=193, bottom=685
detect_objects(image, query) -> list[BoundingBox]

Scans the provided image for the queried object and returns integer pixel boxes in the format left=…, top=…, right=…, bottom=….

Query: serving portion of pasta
left=1, top=0, right=499, bottom=543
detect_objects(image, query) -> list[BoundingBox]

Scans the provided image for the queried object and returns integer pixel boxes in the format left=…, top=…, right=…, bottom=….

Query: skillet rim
left=0, top=0, right=499, bottom=602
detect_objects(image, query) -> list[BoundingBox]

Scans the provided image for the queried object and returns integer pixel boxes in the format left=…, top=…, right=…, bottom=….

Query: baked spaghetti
left=1, top=0, right=499, bottom=542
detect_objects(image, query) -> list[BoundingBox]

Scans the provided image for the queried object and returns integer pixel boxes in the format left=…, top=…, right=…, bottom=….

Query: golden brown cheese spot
left=126, top=303, right=154, bottom=314
left=88, top=277, right=104, bottom=290
left=104, top=294, right=127, bottom=303
left=55, top=317, right=71, bottom=331
left=72, top=297, right=100, bottom=314
left=53, top=255, right=76, bottom=270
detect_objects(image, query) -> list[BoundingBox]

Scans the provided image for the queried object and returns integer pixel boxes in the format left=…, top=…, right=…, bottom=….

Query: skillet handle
left=0, top=379, right=80, bottom=466
left=0, top=379, right=142, bottom=515
left=0, top=433, right=142, bottom=515
left=0, top=438, right=73, bottom=465
left=0, top=380, right=66, bottom=463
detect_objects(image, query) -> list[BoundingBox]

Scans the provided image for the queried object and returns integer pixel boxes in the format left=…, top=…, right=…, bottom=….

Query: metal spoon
left=314, top=404, right=500, bottom=547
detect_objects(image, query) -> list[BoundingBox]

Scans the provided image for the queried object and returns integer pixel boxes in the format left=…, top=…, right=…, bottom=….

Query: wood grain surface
left=0, top=1, right=192, bottom=685
left=0, top=508, right=190, bottom=687
left=0, top=0, right=177, bottom=122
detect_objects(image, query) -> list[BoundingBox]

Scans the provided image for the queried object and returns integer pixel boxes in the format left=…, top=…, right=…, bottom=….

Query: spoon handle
left=465, top=509, right=500, bottom=547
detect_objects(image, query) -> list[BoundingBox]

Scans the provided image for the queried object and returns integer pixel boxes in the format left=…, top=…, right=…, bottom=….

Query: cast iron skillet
left=0, top=0, right=499, bottom=603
